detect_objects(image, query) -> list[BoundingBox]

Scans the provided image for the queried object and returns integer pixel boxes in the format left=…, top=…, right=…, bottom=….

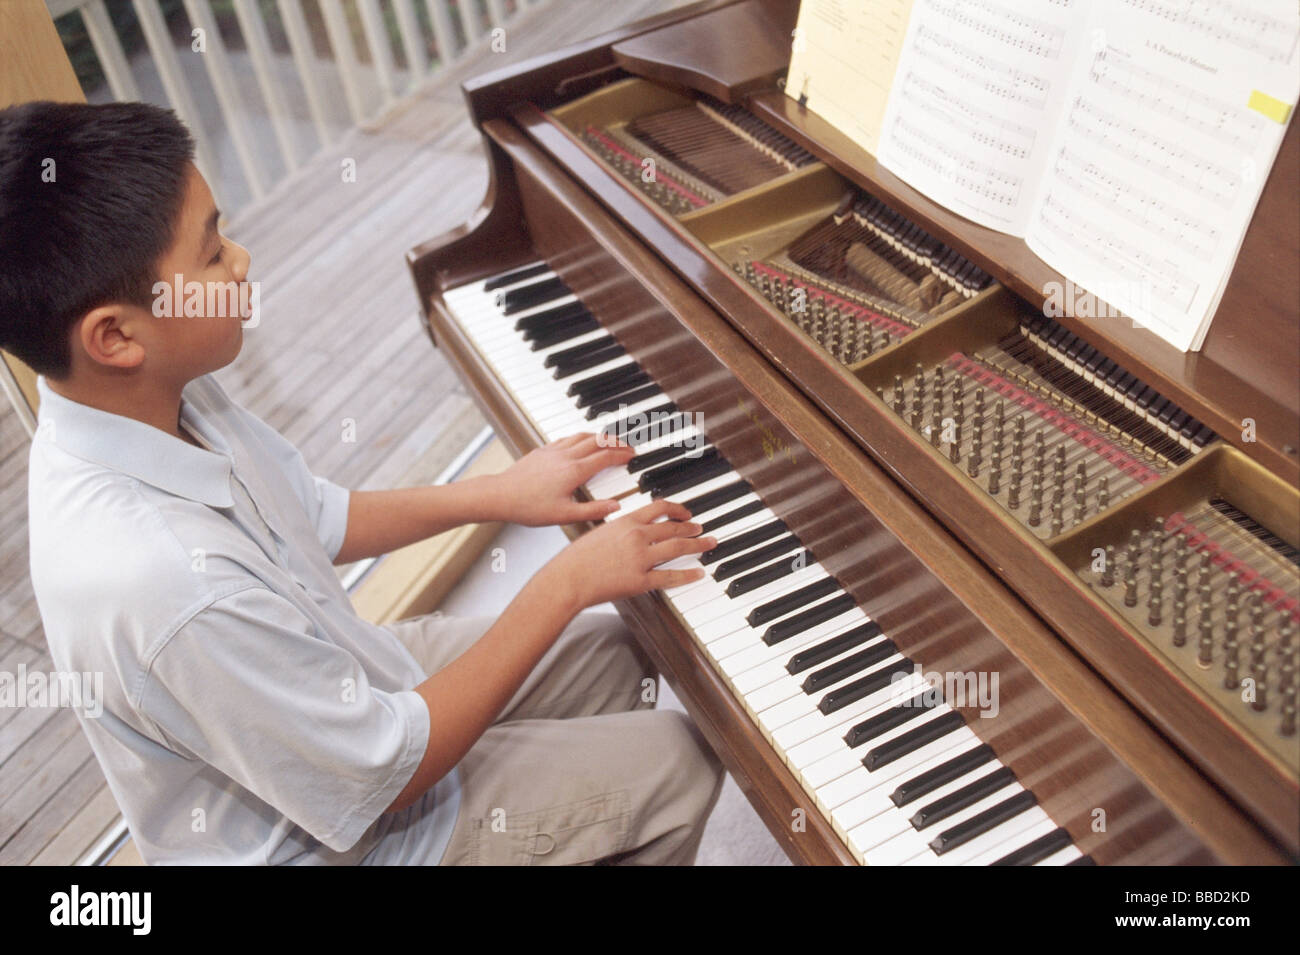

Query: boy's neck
left=46, top=374, right=201, bottom=448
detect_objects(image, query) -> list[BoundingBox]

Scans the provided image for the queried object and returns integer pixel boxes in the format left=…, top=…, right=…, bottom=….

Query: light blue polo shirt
left=26, top=374, right=459, bottom=864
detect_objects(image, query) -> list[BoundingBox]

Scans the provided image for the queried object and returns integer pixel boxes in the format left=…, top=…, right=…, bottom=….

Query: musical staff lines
left=914, top=25, right=1051, bottom=110
left=898, top=71, right=1039, bottom=161
left=1066, top=97, right=1242, bottom=207
left=887, top=114, right=1024, bottom=209
left=1119, top=0, right=1300, bottom=65
left=926, top=0, right=1070, bottom=60
left=1088, top=50, right=1268, bottom=151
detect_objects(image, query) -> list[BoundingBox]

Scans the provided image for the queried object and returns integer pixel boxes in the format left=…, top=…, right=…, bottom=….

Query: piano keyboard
left=441, top=261, right=1094, bottom=866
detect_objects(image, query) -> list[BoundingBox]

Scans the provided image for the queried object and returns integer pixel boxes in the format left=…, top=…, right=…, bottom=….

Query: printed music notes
left=785, top=0, right=1299, bottom=351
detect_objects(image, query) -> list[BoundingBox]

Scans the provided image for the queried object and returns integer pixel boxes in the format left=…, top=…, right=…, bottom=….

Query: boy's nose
left=228, top=241, right=252, bottom=282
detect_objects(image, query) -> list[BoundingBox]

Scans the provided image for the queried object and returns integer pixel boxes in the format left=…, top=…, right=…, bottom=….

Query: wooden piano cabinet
left=409, top=114, right=1289, bottom=864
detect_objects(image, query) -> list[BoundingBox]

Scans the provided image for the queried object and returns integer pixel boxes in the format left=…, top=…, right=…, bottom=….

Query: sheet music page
left=785, top=0, right=914, bottom=155
left=875, top=0, right=1091, bottom=234
left=1025, top=0, right=1300, bottom=352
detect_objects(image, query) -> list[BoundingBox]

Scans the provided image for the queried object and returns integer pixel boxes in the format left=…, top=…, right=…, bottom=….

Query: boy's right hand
left=545, top=499, right=716, bottom=610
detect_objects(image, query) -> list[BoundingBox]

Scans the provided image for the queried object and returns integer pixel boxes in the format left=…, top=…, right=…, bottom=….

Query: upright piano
left=407, top=0, right=1299, bottom=864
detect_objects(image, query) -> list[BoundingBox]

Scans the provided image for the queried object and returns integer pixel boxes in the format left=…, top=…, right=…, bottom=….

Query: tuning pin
left=1223, top=630, right=1240, bottom=689
left=1007, top=468, right=1021, bottom=508
left=1172, top=599, right=1187, bottom=646
left=893, top=375, right=905, bottom=415
left=1028, top=479, right=1042, bottom=527
left=1174, top=566, right=1188, bottom=607
left=1098, top=475, right=1109, bottom=511
left=1033, top=432, right=1046, bottom=481
left=1053, top=445, right=1066, bottom=485
left=881, top=329, right=891, bottom=348
left=949, top=420, right=962, bottom=463
left=1124, top=558, right=1139, bottom=607
left=930, top=408, right=943, bottom=446
left=1100, top=545, right=1116, bottom=587
left=1126, top=528, right=1141, bottom=566
left=989, top=450, right=1002, bottom=495
left=1251, top=658, right=1269, bottom=712
left=1050, top=500, right=1063, bottom=536
left=1281, top=684, right=1297, bottom=737
left=974, top=388, right=985, bottom=420
left=1174, top=534, right=1188, bottom=571
left=1148, top=579, right=1163, bottom=627
left=1197, top=602, right=1214, bottom=665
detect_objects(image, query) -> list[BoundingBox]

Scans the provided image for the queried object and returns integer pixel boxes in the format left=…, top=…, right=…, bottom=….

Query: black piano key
left=568, top=362, right=644, bottom=399
left=624, top=410, right=689, bottom=446
left=1124, top=375, right=1144, bottom=401
left=647, top=454, right=738, bottom=501
left=1191, top=423, right=1215, bottom=446
left=603, top=401, right=675, bottom=442
left=514, top=300, right=588, bottom=333
left=990, top=827, right=1073, bottom=866
left=1098, top=358, right=1119, bottom=384
left=713, top=534, right=802, bottom=582
left=572, top=369, right=653, bottom=408
left=587, top=384, right=663, bottom=419
left=646, top=451, right=731, bottom=498
left=1166, top=409, right=1190, bottom=435
left=863, top=710, right=965, bottom=770
left=700, top=519, right=789, bottom=565
left=627, top=444, right=692, bottom=474
left=502, top=276, right=568, bottom=313
left=817, top=657, right=913, bottom=713
left=786, top=621, right=882, bottom=674
left=909, top=766, right=1017, bottom=830
left=726, top=550, right=812, bottom=598
left=1179, top=416, right=1200, bottom=439
left=551, top=342, right=627, bottom=378
left=484, top=261, right=549, bottom=291
left=683, top=479, right=752, bottom=517
left=801, top=637, right=897, bottom=693
left=543, top=332, right=615, bottom=365
left=844, top=693, right=937, bottom=748
left=640, top=446, right=721, bottom=493
left=763, top=593, right=856, bottom=646
left=528, top=315, right=601, bottom=349
left=929, top=789, right=1037, bottom=855
left=747, top=576, right=841, bottom=627
left=1083, top=348, right=1103, bottom=374
left=1136, top=385, right=1157, bottom=410
left=1066, top=855, right=1097, bottom=866
left=701, top=499, right=765, bottom=534
left=891, top=744, right=997, bottom=807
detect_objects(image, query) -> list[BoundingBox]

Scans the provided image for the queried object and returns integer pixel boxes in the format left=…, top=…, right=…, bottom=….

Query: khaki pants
left=385, top=610, right=725, bottom=865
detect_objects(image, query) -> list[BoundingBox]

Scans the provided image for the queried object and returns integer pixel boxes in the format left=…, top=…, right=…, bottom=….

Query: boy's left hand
left=486, top=433, right=635, bottom=527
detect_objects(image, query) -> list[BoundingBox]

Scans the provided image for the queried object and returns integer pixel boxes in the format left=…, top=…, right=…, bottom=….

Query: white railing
left=45, top=0, right=543, bottom=215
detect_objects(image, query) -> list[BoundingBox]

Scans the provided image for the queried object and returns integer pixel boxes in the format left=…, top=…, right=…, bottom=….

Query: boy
left=0, top=101, right=724, bottom=865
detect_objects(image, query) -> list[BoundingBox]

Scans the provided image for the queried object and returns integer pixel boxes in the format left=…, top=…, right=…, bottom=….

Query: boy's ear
left=75, top=304, right=147, bottom=370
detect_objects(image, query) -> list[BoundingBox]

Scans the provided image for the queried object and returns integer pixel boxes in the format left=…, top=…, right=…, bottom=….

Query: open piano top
left=407, top=0, right=1299, bottom=863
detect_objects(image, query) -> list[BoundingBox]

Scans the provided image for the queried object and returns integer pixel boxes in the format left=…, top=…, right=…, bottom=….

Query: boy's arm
left=334, top=434, right=635, bottom=564
left=386, top=499, right=714, bottom=812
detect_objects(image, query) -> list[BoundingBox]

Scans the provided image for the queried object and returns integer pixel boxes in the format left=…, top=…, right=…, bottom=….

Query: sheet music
left=785, top=0, right=914, bottom=155
left=1026, top=0, right=1300, bottom=351
left=876, top=0, right=1090, bottom=232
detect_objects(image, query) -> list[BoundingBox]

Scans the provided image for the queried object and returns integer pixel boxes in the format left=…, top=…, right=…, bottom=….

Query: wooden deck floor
left=0, top=0, right=689, bottom=865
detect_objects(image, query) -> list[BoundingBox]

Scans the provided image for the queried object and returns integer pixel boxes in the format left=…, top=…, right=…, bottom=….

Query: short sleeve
left=228, top=398, right=351, bottom=560
left=139, top=587, right=430, bottom=852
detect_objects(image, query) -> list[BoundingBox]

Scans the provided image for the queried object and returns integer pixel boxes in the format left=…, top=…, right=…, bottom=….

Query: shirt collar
left=35, top=376, right=235, bottom=508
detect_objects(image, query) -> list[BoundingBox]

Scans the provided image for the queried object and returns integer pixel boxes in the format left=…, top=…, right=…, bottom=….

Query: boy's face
left=140, top=163, right=252, bottom=382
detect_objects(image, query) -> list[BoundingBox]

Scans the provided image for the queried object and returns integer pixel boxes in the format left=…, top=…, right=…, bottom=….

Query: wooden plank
left=28, top=782, right=119, bottom=866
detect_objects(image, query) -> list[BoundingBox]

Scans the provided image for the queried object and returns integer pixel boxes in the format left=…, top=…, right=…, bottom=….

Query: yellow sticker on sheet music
left=1247, top=90, right=1293, bottom=124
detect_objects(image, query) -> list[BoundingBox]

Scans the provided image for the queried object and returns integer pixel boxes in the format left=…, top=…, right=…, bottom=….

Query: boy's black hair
left=0, top=101, right=195, bottom=378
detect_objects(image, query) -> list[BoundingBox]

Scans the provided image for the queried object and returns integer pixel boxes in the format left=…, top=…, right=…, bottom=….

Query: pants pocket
left=469, top=790, right=632, bottom=866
